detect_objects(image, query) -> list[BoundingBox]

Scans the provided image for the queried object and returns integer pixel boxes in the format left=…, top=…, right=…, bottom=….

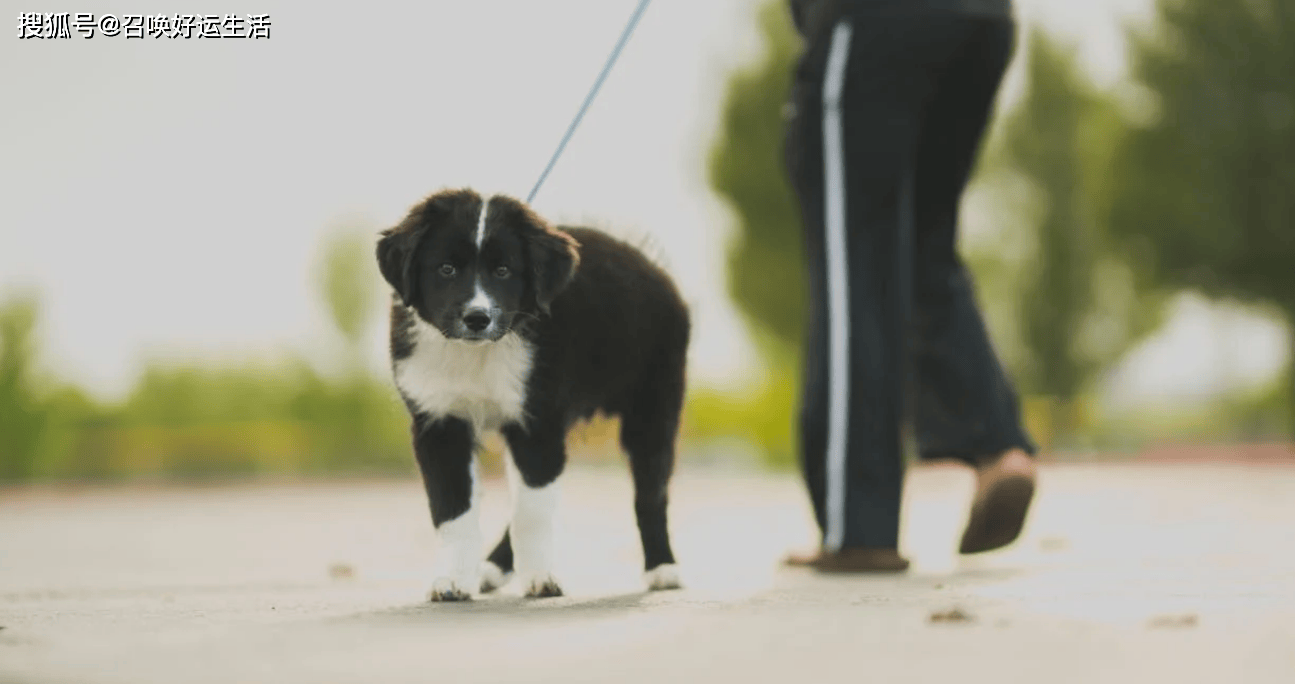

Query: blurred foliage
left=0, top=230, right=415, bottom=483
left=319, top=226, right=380, bottom=357
left=699, top=1, right=804, bottom=466
left=682, top=360, right=800, bottom=467
left=105, top=361, right=410, bottom=478
left=0, top=293, right=52, bottom=480
left=1109, top=0, right=1295, bottom=431
left=966, top=29, right=1169, bottom=448
left=1096, top=369, right=1293, bottom=452
left=708, top=0, right=805, bottom=363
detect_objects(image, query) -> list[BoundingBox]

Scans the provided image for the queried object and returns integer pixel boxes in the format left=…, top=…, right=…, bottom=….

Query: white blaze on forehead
left=470, top=194, right=495, bottom=315
left=476, top=194, right=492, bottom=248
left=467, top=280, right=493, bottom=312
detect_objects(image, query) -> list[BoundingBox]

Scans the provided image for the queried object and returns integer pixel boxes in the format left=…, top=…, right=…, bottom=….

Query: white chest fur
left=394, top=318, right=534, bottom=433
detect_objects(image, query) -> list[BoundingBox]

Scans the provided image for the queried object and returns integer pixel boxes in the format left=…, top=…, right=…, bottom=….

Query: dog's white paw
left=643, top=563, right=682, bottom=591
left=479, top=561, right=512, bottom=594
left=427, top=576, right=474, bottom=602
left=520, top=572, right=563, bottom=598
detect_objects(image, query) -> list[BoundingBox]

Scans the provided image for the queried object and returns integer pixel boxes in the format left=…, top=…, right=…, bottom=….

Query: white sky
left=1, top=0, right=1287, bottom=404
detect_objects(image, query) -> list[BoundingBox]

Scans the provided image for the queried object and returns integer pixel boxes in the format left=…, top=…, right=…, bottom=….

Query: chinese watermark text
left=17, top=13, right=271, bottom=39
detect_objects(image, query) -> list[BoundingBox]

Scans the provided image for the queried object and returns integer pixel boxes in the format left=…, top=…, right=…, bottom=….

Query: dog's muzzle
left=463, top=308, right=491, bottom=333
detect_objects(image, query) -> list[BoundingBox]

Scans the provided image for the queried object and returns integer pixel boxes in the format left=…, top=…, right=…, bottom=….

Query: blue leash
left=526, top=0, right=652, bottom=205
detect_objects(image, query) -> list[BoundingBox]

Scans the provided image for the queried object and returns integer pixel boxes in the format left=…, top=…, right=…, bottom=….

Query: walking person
left=782, top=0, right=1039, bottom=571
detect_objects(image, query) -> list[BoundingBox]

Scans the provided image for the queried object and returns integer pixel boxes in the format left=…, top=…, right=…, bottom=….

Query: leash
left=525, top=0, right=652, bottom=205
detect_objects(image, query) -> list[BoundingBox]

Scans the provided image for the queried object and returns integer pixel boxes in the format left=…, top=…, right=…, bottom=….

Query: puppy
left=376, top=188, right=689, bottom=601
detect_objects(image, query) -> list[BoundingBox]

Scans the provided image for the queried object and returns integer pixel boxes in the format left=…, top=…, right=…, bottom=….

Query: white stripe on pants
left=821, top=20, right=853, bottom=552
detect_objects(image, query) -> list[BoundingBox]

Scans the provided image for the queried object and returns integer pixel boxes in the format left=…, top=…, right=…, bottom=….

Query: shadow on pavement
left=336, top=590, right=659, bottom=625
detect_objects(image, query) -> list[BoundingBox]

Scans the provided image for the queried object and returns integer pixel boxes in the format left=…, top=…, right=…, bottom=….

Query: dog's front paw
left=643, top=563, right=682, bottom=591
left=479, top=561, right=512, bottom=594
left=520, top=573, right=563, bottom=598
left=427, top=577, right=474, bottom=602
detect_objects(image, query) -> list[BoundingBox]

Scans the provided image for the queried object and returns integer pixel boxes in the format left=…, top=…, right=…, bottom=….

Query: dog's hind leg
left=620, top=355, right=686, bottom=591
left=480, top=528, right=514, bottom=593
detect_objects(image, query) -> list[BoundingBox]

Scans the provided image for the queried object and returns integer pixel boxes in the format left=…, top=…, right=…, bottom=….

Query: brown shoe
left=784, top=547, right=910, bottom=573
left=959, top=449, right=1036, bottom=554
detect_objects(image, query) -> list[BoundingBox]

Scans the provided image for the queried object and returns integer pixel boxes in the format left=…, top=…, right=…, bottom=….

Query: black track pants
left=784, top=10, right=1037, bottom=551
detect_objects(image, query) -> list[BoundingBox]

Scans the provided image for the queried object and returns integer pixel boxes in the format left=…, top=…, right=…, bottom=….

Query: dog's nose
left=463, top=309, right=491, bottom=332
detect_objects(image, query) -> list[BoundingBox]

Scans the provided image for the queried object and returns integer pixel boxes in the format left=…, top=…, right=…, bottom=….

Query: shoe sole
left=782, top=552, right=910, bottom=573
left=959, top=475, right=1035, bottom=554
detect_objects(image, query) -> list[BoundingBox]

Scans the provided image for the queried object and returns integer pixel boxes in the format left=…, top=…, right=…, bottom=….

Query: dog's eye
left=494, top=266, right=511, bottom=279
left=438, top=264, right=456, bottom=277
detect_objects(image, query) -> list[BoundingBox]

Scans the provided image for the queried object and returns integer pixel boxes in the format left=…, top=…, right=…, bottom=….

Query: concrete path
left=3, top=461, right=1294, bottom=683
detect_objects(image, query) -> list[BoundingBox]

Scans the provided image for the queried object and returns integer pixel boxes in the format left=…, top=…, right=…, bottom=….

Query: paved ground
left=2, top=460, right=1295, bottom=683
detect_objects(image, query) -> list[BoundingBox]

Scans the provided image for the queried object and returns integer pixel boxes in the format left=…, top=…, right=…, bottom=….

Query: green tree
left=1109, top=0, right=1295, bottom=432
left=319, top=225, right=380, bottom=365
left=970, top=29, right=1167, bottom=444
left=0, top=293, right=49, bottom=480
left=311, top=223, right=405, bottom=471
left=708, top=1, right=804, bottom=365
left=701, top=1, right=804, bottom=464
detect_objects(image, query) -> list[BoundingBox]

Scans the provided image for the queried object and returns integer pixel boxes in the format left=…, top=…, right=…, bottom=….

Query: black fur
left=378, top=188, right=690, bottom=591
left=412, top=414, right=475, bottom=527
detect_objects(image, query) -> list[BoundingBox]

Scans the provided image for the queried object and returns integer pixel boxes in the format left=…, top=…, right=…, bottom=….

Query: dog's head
left=376, top=188, right=580, bottom=342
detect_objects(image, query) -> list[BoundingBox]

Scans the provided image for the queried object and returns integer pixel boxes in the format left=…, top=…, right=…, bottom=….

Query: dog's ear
left=376, top=226, right=416, bottom=306
left=532, top=229, right=580, bottom=315
left=516, top=209, right=580, bottom=315
left=376, top=189, right=478, bottom=306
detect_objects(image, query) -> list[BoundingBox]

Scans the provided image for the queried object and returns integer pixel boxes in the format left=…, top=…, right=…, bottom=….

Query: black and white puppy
left=377, top=188, right=689, bottom=601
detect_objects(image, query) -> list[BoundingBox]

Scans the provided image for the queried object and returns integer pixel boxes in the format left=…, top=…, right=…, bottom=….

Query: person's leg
left=784, top=15, right=831, bottom=541
left=908, top=16, right=1038, bottom=553
left=785, top=10, right=971, bottom=567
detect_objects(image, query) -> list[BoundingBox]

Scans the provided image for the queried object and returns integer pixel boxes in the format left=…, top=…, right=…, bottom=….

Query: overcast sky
left=1, top=0, right=1287, bottom=404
